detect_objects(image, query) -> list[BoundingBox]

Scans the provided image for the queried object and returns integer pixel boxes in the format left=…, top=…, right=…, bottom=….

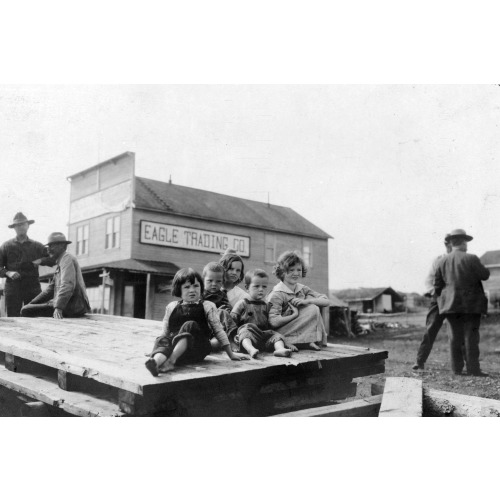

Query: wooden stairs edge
left=0, top=365, right=125, bottom=417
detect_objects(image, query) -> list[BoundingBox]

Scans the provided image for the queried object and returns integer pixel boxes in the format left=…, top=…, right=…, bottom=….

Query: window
left=86, top=285, right=110, bottom=314
left=264, top=234, right=276, bottom=263
left=76, top=224, right=89, bottom=256
left=105, top=215, right=120, bottom=249
left=303, top=240, right=313, bottom=267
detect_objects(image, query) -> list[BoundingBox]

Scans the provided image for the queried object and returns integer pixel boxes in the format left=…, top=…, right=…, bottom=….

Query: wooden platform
left=0, top=315, right=388, bottom=417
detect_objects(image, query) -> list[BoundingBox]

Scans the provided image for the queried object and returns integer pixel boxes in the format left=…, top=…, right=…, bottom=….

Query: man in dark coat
left=21, top=232, right=90, bottom=319
left=434, top=229, right=490, bottom=376
left=0, top=212, right=55, bottom=316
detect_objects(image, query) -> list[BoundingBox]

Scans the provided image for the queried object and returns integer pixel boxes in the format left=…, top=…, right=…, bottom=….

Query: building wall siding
left=69, top=169, right=99, bottom=201
left=68, top=208, right=133, bottom=268
left=69, top=154, right=134, bottom=201
left=131, top=209, right=329, bottom=295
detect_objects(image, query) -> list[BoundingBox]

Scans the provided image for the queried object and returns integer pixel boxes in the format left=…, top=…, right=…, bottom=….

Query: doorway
left=122, top=281, right=147, bottom=319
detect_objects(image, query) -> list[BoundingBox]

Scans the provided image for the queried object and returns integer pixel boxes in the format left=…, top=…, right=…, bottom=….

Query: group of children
left=145, top=249, right=330, bottom=376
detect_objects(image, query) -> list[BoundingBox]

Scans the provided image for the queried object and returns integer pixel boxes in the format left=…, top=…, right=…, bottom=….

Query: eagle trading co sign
left=140, top=221, right=250, bottom=257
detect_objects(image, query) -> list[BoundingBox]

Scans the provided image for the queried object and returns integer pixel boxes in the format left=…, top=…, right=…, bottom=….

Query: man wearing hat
left=21, top=232, right=90, bottom=319
left=434, top=229, right=490, bottom=376
left=0, top=212, right=55, bottom=316
left=412, top=233, right=453, bottom=371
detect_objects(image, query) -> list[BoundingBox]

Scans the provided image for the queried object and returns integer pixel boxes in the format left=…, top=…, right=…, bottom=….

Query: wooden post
left=322, top=306, right=330, bottom=340
left=118, top=389, right=144, bottom=416
left=145, top=273, right=154, bottom=320
left=114, top=272, right=124, bottom=316
left=5, top=353, right=19, bottom=372
left=99, top=269, right=109, bottom=314
left=58, top=370, right=80, bottom=391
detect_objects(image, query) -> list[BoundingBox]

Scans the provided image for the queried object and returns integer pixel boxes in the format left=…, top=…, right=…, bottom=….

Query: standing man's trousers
left=445, top=313, right=481, bottom=375
left=416, top=299, right=446, bottom=365
left=4, top=279, right=41, bottom=317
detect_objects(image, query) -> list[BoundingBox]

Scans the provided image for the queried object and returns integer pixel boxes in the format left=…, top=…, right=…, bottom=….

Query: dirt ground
left=334, top=309, right=500, bottom=401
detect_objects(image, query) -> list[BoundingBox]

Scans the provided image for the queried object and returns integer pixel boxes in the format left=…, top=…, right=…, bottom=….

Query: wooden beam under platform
left=0, top=315, right=388, bottom=417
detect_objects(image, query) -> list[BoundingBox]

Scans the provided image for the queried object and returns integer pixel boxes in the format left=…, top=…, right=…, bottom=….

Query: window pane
left=83, top=225, right=89, bottom=239
left=265, top=247, right=274, bottom=262
left=86, top=285, right=110, bottom=314
left=264, top=234, right=275, bottom=262
left=113, top=216, right=120, bottom=232
left=303, top=241, right=312, bottom=267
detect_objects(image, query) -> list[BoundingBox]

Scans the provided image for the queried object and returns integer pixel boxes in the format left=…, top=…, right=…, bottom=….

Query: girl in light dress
left=219, top=248, right=250, bottom=307
left=266, top=250, right=330, bottom=350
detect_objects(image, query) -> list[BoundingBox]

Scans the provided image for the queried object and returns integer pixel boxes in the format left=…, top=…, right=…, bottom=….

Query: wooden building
left=65, top=152, right=331, bottom=321
left=480, top=250, right=500, bottom=308
left=332, top=287, right=404, bottom=313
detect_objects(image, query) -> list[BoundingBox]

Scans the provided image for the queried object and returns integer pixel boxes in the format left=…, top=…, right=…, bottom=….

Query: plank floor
left=0, top=315, right=388, bottom=398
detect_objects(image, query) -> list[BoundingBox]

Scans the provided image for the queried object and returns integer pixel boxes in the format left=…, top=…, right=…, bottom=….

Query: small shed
left=332, top=287, right=404, bottom=313
left=480, top=250, right=500, bottom=308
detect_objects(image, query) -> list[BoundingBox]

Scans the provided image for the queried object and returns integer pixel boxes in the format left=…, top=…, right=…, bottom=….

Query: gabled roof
left=332, top=287, right=403, bottom=302
left=480, top=250, right=500, bottom=267
left=134, top=177, right=331, bottom=240
left=329, top=293, right=349, bottom=308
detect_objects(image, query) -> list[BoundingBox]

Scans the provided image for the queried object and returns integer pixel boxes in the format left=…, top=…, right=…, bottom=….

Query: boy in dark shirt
left=202, top=262, right=232, bottom=311
left=231, top=269, right=298, bottom=358
left=202, top=262, right=238, bottom=349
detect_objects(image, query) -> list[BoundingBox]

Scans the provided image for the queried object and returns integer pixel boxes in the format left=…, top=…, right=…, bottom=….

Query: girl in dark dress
left=145, top=268, right=248, bottom=376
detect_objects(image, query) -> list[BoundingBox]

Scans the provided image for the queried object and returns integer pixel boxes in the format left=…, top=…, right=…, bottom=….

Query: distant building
left=480, top=250, right=500, bottom=308
left=60, top=152, right=332, bottom=321
left=332, top=287, right=404, bottom=313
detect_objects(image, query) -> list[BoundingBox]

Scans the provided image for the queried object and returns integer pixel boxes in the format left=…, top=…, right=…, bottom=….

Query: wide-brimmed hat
left=448, top=228, right=473, bottom=242
left=8, top=212, right=35, bottom=228
left=45, top=232, right=72, bottom=246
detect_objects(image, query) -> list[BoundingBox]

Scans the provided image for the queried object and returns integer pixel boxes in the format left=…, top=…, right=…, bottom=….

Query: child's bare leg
left=241, top=338, right=259, bottom=358
left=159, top=338, right=189, bottom=372
left=273, top=340, right=292, bottom=357
left=153, top=353, right=167, bottom=367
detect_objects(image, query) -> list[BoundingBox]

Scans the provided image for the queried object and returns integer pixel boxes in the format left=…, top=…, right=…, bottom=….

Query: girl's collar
left=273, top=281, right=305, bottom=294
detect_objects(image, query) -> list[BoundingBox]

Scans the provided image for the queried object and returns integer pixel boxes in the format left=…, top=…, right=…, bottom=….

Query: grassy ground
left=333, top=309, right=500, bottom=401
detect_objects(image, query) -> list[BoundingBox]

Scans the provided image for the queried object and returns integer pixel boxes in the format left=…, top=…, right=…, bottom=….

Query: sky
left=2, top=84, right=500, bottom=294
left=1, top=1, right=499, bottom=485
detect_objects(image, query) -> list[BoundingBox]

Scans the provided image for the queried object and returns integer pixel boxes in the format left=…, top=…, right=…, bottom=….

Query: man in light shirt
left=21, top=232, right=90, bottom=319
left=412, top=234, right=452, bottom=371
